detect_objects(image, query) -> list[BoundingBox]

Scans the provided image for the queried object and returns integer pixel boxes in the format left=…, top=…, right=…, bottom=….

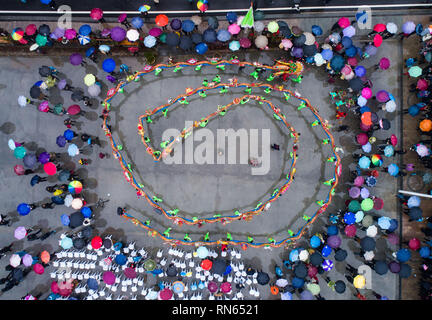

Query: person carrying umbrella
left=0, top=214, right=11, bottom=227
left=64, top=118, right=77, bottom=128
left=30, top=174, right=47, bottom=187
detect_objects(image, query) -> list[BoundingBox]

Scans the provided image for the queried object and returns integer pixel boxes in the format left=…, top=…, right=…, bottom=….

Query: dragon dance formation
left=101, top=57, right=341, bottom=249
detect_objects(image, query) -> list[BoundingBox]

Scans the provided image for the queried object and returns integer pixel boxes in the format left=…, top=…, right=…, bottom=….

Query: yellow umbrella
left=353, top=275, right=366, bottom=289
left=84, top=74, right=96, bottom=87
left=53, top=189, right=63, bottom=196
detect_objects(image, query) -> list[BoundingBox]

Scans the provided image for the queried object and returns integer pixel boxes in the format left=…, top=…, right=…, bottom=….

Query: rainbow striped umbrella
left=12, top=28, right=27, bottom=44
left=371, top=154, right=383, bottom=167
left=68, top=180, right=83, bottom=194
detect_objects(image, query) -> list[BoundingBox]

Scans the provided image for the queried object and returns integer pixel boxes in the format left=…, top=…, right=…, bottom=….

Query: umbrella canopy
left=408, top=66, right=422, bottom=78
left=322, top=259, right=334, bottom=271
left=14, top=164, right=25, bottom=176
left=166, top=264, right=178, bottom=277
left=14, top=146, right=27, bottom=159
left=91, top=236, right=103, bottom=249
left=294, top=263, right=308, bottom=278
left=182, top=20, right=195, bottom=33
left=358, top=156, right=371, bottom=169
left=40, top=251, right=50, bottom=264
left=255, top=35, right=268, bottom=49
left=110, top=26, right=126, bottom=42
left=334, top=249, right=348, bottom=261
left=102, top=58, right=116, bottom=73
left=300, top=290, right=314, bottom=300
left=344, top=225, right=357, bottom=238
left=170, top=18, right=182, bottom=30
left=211, top=259, right=227, bottom=275
left=327, top=225, right=338, bottom=236
left=201, top=259, right=213, bottom=271
left=103, top=271, right=116, bottom=285
left=217, top=29, right=231, bottom=42
left=373, top=260, right=389, bottom=275
left=17, top=203, right=31, bottom=216
left=60, top=237, right=73, bottom=249
left=73, top=237, right=85, bottom=250
left=409, top=207, right=423, bottom=221
left=420, top=246, right=431, bottom=258
left=257, top=271, right=270, bottom=285
left=399, top=263, right=412, bottom=278
left=344, top=212, right=356, bottom=225
left=43, top=162, right=57, bottom=175
left=330, top=55, right=345, bottom=72
left=322, top=245, right=332, bottom=257
left=292, top=277, right=305, bottom=289
left=144, top=259, right=156, bottom=271
left=22, top=254, right=33, bottom=267
left=115, top=254, right=127, bottom=266
left=353, top=275, right=366, bottom=289
left=360, top=236, right=376, bottom=251
left=348, top=200, right=361, bottom=213
left=14, top=226, right=27, bottom=240
left=159, top=288, right=173, bottom=300
left=155, top=14, right=169, bottom=27
left=144, top=35, right=157, bottom=48
left=402, top=21, right=416, bottom=34
left=23, top=154, right=37, bottom=169
left=310, top=235, right=321, bottom=248
left=334, top=280, right=346, bottom=293
left=420, top=119, right=432, bottom=132
left=309, top=252, right=323, bottom=266
left=69, top=211, right=84, bottom=228
left=179, top=36, right=193, bottom=50
left=207, top=281, right=218, bottom=293
left=124, top=267, right=137, bottom=279
left=389, top=261, right=401, bottom=273
left=166, top=32, right=180, bottom=46
left=327, top=235, right=342, bottom=249
left=378, top=216, right=391, bottom=230
left=366, top=225, right=378, bottom=237
left=409, top=238, right=421, bottom=250
left=67, top=144, right=79, bottom=157
left=172, top=281, right=185, bottom=294
left=362, top=215, right=374, bottom=228
left=221, top=282, right=232, bottom=293
left=396, top=248, right=411, bottom=262
left=354, top=176, right=365, bottom=187
left=196, top=246, right=209, bottom=259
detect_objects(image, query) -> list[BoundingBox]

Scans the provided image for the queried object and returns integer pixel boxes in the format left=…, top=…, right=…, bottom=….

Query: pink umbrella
left=417, top=79, right=428, bottom=90
left=149, top=27, right=162, bottom=37
left=354, top=176, right=365, bottom=187
left=344, top=225, right=357, bottom=238
left=38, top=101, right=50, bottom=112
left=409, top=238, right=421, bottom=251
left=65, top=28, right=77, bottom=40
left=67, top=104, right=81, bottom=115
left=14, top=226, right=27, bottom=240
left=43, top=162, right=57, bottom=175
left=308, top=265, right=318, bottom=278
left=347, top=57, right=358, bottom=66
left=379, top=57, right=390, bottom=70
left=22, top=254, right=33, bottom=267
left=376, top=90, right=390, bottom=102
left=228, top=23, right=241, bottom=35
left=220, top=282, right=232, bottom=293
left=58, top=287, right=72, bottom=297
left=33, top=263, right=45, bottom=275
left=361, top=87, right=372, bottom=99
left=341, top=64, right=352, bottom=76
left=387, top=233, right=399, bottom=245
left=124, top=267, right=137, bottom=279
left=103, top=271, right=116, bottom=285
left=51, top=281, right=60, bottom=294
left=373, top=197, right=384, bottom=210
left=338, top=17, right=350, bottom=28
left=14, top=164, right=25, bottom=176
left=356, top=133, right=369, bottom=145
left=90, top=8, right=104, bottom=21
left=207, top=281, right=218, bottom=293
left=159, top=288, right=173, bottom=300
left=349, top=187, right=360, bottom=198
left=239, top=37, right=251, bottom=48
left=390, top=134, right=398, bottom=146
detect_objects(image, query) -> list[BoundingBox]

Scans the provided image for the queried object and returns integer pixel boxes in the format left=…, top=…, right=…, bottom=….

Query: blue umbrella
left=387, top=163, right=399, bottom=176
left=311, top=25, right=323, bottom=36
left=81, top=206, right=92, bottom=218
left=355, top=65, right=366, bottom=77
left=179, top=36, right=193, bottom=50
left=143, top=35, right=156, bottom=48
left=345, top=46, right=357, bottom=57
left=420, top=246, right=431, bottom=258
left=78, top=35, right=90, bottom=45
left=87, top=278, right=99, bottom=290
left=359, top=106, right=371, bottom=114
left=396, top=248, right=411, bottom=263
left=23, top=154, right=37, bottom=168
left=291, top=47, right=303, bottom=58
left=301, top=290, right=314, bottom=300
left=291, top=277, right=304, bottom=288
left=17, top=203, right=31, bottom=216
left=203, top=28, right=217, bottom=43
left=358, top=156, right=371, bottom=169
left=131, top=17, right=144, bottom=29
left=51, top=196, right=64, bottom=205
left=170, top=18, right=182, bottom=30
left=85, top=47, right=95, bottom=58
left=330, top=55, right=345, bottom=72
left=343, top=212, right=356, bottom=225
left=60, top=237, right=73, bottom=249
left=166, top=32, right=180, bottom=46
left=182, top=20, right=195, bottom=33
left=341, top=36, right=353, bottom=48
left=321, top=49, right=333, bottom=60
left=281, top=291, right=293, bottom=300
left=310, top=235, right=321, bottom=248
left=407, top=196, right=421, bottom=208
left=289, top=249, right=299, bottom=262
left=322, top=259, right=334, bottom=271
left=115, top=254, right=127, bottom=265
left=61, top=214, right=70, bottom=226
left=362, top=142, right=372, bottom=153
left=191, top=33, right=203, bottom=44
left=327, top=225, right=338, bottom=236
left=384, top=145, right=394, bottom=157
left=99, top=44, right=110, bottom=53
left=365, top=176, right=376, bottom=187
left=195, top=43, right=208, bottom=54
left=63, top=129, right=75, bottom=141
left=321, top=245, right=332, bottom=258
left=216, top=29, right=231, bottom=42
left=34, top=80, right=44, bottom=88
left=58, top=170, right=70, bottom=182
left=79, top=24, right=91, bottom=36
left=378, top=216, right=391, bottom=230
left=226, top=12, right=237, bottom=24
left=102, top=58, right=116, bottom=73
left=388, top=219, right=398, bottom=233
left=408, top=104, right=420, bottom=116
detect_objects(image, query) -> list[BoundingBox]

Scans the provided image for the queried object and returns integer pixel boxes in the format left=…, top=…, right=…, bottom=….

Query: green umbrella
left=53, top=104, right=65, bottom=115
left=36, top=34, right=47, bottom=47
left=408, top=66, right=422, bottom=78
left=267, top=21, right=279, bottom=33
left=159, top=33, right=167, bottom=43
left=348, top=200, right=361, bottom=213
left=306, top=283, right=320, bottom=295
left=361, top=198, right=374, bottom=211
left=14, top=146, right=26, bottom=159
left=240, top=3, right=254, bottom=28
left=362, top=215, right=373, bottom=228
left=144, top=259, right=156, bottom=271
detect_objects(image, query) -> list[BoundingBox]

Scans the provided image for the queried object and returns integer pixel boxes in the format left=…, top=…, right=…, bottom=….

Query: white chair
left=180, top=261, right=186, bottom=269
left=137, top=277, right=144, bottom=286
left=52, top=260, right=60, bottom=268
left=84, top=263, right=91, bottom=270
left=252, top=278, right=258, bottom=285
left=123, top=247, right=130, bottom=254
left=105, top=293, right=112, bottom=300
left=86, top=244, right=93, bottom=251
left=86, top=253, right=93, bottom=260
left=99, top=289, right=106, bottom=297
left=131, top=295, right=138, bottom=300
left=79, top=250, right=86, bottom=258
left=111, top=285, right=118, bottom=292
left=160, top=257, right=167, bottom=266
left=83, top=271, right=90, bottom=279
left=168, top=248, right=174, bottom=255
left=249, top=287, right=255, bottom=296
left=230, top=249, right=237, bottom=257
left=128, top=242, right=136, bottom=250
left=235, top=252, right=241, bottom=259
left=73, top=260, right=80, bottom=269
left=73, top=250, right=81, bottom=258
left=138, top=248, right=148, bottom=258
left=66, top=260, right=73, bottom=268
left=186, top=270, right=193, bottom=278
left=64, top=270, right=71, bottom=279
left=137, top=266, right=144, bottom=273
left=178, top=250, right=184, bottom=258
left=253, top=289, right=260, bottom=298
left=204, top=270, right=210, bottom=277
left=90, top=262, right=96, bottom=269
left=221, top=251, right=227, bottom=257
left=232, top=263, right=239, bottom=272
left=216, top=275, right=224, bottom=282
left=141, top=288, right=147, bottom=296
left=121, top=286, right=127, bottom=292
left=195, top=272, right=201, bottom=279
left=195, top=266, right=202, bottom=273
left=50, top=271, right=57, bottom=279
left=121, top=265, right=127, bottom=271
left=185, top=252, right=192, bottom=260
left=127, top=257, right=134, bottom=263
left=71, top=270, right=78, bottom=279
left=236, top=292, right=244, bottom=299
left=115, top=276, right=121, bottom=284
left=158, top=272, right=164, bottom=278
left=78, top=262, right=86, bottom=270
left=189, top=261, right=195, bottom=268
left=207, top=275, right=214, bottom=281
left=132, top=277, right=138, bottom=284
left=178, top=292, right=184, bottom=299
left=91, top=254, right=97, bottom=261
left=57, top=272, right=64, bottom=281
left=246, top=278, right=252, bottom=286
left=209, top=294, right=215, bottom=300
left=126, top=279, right=132, bottom=286
left=59, top=261, right=66, bottom=268
left=131, top=285, right=137, bottom=293
left=96, top=249, right=103, bottom=256
left=227, top=275, right=233, bottom=282
left=77, top=271, right=84, bottom=281
left=238, top=262, right=244, bottom=270
left=130, top=250, right=137, bottom=257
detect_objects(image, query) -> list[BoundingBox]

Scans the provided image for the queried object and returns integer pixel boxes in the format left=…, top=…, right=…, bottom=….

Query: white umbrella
left=357, top=95, right=367, bottom=106
left=71, top=198, right=83, bottom=210
left=366, top=225, right=378, bottom=237
left=321, top=43, right=332, bottom=50
left=18, top=96, right=28, bottom=107
left=255, top=35, right=268, bottom=49
left=64, top=194, right=73, bottom=207
left=40, top=82, right=48, bottom=90
left=254, top=21, right=265, bottom=33
left=10, top=254, right=21, bottom=267
left=363, top=251, right=375, bottom=261
left=275, top=278, right=289, bottom=288
left=68, top=144, right=80, bottom=157
left=191, top=15, right=202, bottom=26
left=384, top=100, right=396, bottom=112
left=314, top=53, right=325, bottom=66
left=299, top=249, right=309, bottom=261
left=345, top=70, right=355, bottom=80
left=145, top=290, right=158, bottom=300
left=88, top=84, right=101, bottom=97
left=8, top=138, right=16, bottom=151
left=386, top=22, right=398, bottom=34
left=126, top=29, right=140, bottom=42
left=304, top=32, right=316, bottom=45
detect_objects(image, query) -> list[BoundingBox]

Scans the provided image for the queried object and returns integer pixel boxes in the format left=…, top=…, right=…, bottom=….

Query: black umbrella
left=12, top=268, right=23, bottom=282
left=58, top=170, right=70, bottom=182
left=81, top=226, right=93, bottom=239
left=303, top=44, right=317, bottom=57
left=256, top=271, right=270, bottom=285
left=208, top=16, right=219, bottom=29
left=69, top=211, right=85, bottom=228
left=191, top=33, right=203, bottom=44
left=166, top=264, right=178, bottom=277
left=294, top=262, right=308, bottom=278
left=348, top=77, right=363, bottom=93
left=38, top=24, right=51, bottom=36
left=179, top=36, right=193, bottom=51
left=292, top=34, right=306, bottom=47
left=409, top=207, right=423, bottom=220
left=246, top=267, right=256, bottom=276
left=309, top=252, right=323, bottom=266
left=374, top=260, right=388, bottom=275
left=334, top=249, right=348, bottom=262
left=30, top=86, right=42, bottom=99
left=360, top=236, right=376, bottom=251
left=103, top=238, right=112, bottom=249
left=334, top=280, right=346, bottom=293
left=30, top=175, right=41, bottom=186
left=379, top=118, right=391, bottom=130
left=73, top=237, right=86, bottom=249
left=279, top=26, right=292, bottom=38
left=166, top=32, right=180, bottom=47
left=203, top=28, right=217, bottom=43
left=71, top=90, right=84, bottom=102
left=399, top=263, right=412, bottom=278
left=39, top=66, right=51, bottom=77
left=210, top=259, right=227, bottom=275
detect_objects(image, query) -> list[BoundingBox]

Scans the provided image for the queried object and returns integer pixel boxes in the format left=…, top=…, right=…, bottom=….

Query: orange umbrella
left=361, top=112, right=372, bottom=126
left=200, top=259, right=213, bottom=270
left=420, top=119, right=432, bottom=132
left=40, top=250, right=50, bottom=263
left=155, top=14, right=169, bottom=27
left=270, top=285, right=279, bottom=295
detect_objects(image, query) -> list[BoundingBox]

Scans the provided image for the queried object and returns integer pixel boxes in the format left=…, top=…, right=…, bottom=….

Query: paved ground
left=0, top=12, right=414, bottom=300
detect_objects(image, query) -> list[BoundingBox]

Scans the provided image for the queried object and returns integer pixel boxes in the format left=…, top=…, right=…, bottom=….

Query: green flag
left=241, top=3, right=255, bottom=28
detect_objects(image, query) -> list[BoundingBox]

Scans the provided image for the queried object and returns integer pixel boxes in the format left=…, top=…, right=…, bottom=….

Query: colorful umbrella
left=68, top=180, right=83, bottom=194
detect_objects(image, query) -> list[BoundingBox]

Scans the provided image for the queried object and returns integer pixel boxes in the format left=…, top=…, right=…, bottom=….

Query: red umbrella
left=390, top=134, right=398, bottom=146
left=220, top=282, right=232, bottom=293
left=307, top=265, right=318, bottom=278
left=91, top=236, right=103, bottom=249
left=124, top=267, right=137, bottom=279
left=155, top=14, right=169, bottom=27
left=33, top=263, right=45, bottom=275
left=373, top=23, right=386, bottom=32
left=239, top=37, right=251, bottom=48
left=409, top=238, right=421, bottom=251
left=14, top=164, right=25, bottom=176
left=356, top=133, right=369, bottom=145
left=67, top=104, right=81, bottom=115
left=159, top=288, right=173, bottom=300
left=58, top=287, right=72, bottom=297
left=417, top=79, right=428, bottom=90
left=373, top=34, right=383, bottom=47
left=43, top=162, right=57, bottom=175
left=90, top=8, right=103, bottom=21
left=51, top=281, right=60, bottom=294
left=201, top=259, right=213, bottom=270
left=344, top=225, right=357, bottom=238
left=26, top=24, right=37, bottom=36
left=373, top=197, right=384, bottom=210
left=338, top=17, right=350, bottom=28
left=369, top=169, right=379, bottom=177
left=379, top=57, right=390, bottom=70
left=347, top=57, right=358, bottom=66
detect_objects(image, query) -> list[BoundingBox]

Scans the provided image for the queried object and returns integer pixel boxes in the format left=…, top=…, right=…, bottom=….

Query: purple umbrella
left=170, top=18, right=182, bottom=31
left=207, top=281, right=218, bottom=293
left=387, top=233, right=399, bottom=245
left=291, top=47, right=303, bottom=58
left=343, top=25, right=356, bottom=37
left=354, top=65, right=366, bottom=77
left=52, top=27, right=65, bottom=39
left=327, top=235, right=342, bottom=249
left=376, top=90, right=390, bottom=102
left=149, top=27, right=162, bottom=37
left=56, top=135, right=67, bottom=147
left=365, top=45, right=377, bottom=56
left=23, top=154, right=37, bottom=168
left=65, top=28, right=76, bottom=40
left=38, top=152, right=50, bottom=164
left=22, top=254, right=33, bottom=267
left=70, top=53, right=83, bottom=66
left=388, top=261, right=401, bottom=273
left=349, top=187, right=360, bottom=198
left=57, top=79, right=67, bottom=90
left=360, top=187, right=370, bottom=199
left=101, top=28, right=111, bottom=37
left=111, top=26, right=126, bottom=42
left=402, top=21, right=415, bottom=34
